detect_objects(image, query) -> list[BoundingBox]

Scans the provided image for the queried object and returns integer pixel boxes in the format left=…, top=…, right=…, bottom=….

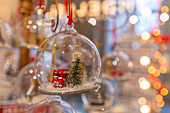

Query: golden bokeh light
left=157, top=100, right=165, bottom=107
left=159, top=43, right=167, bottom=52
left=161, top=88, right=168, bottom=96
left=161, top=6, right=169, bottom=13
left=154, top=82, right=161, bottom=89
left=148, top=66, right=156, bottom=74
left=153, top=51, right=161, bottom=59
left=153, top=70, right=160, bottom=77
left=153, top=29, right=161, bottom=36
left=29, top=69, right=33, bottom=74
left=28, top=20, right=32, bottom=25
left=159, top=66, right=167, bottom=73
left=159, top=57, right=167, bottom=64
left=155, top=94, right=163, bottom=102
left=160, top=21, right=165, bottom=25
left=138, top=97, right=147, bottom=105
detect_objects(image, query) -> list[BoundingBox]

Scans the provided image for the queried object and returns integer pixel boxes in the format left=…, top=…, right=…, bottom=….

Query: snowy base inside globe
left=84, top=100, right=112, bottom=111
left=103, top=73, right=131, bottom=82
left=16, top=94, right=48, bottom=106
left=39, top=82, right=98, bottom=95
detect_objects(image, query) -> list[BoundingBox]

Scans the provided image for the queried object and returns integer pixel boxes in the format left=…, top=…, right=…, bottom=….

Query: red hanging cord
left=113, top=22, right=117, bottom=48
left=113, top=0, right=118, bottom=48
left=67, top=0, right=73, bottom=25
left=64, top=0, right=68, bottom=12
left=39, top=0, right=42, bottom=9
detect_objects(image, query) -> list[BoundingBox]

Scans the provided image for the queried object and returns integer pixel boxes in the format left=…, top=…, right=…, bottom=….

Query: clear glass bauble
left=81, top=79, right=115, bottom=112
left=16, top=63, right=48, bottom=106
left=0, top=19, right=13, bottom=48
left=34, top=23, right=101, bottom=95
left=28, top=96, right=75, bottom=113
left=16, top=0, right=63, bottom=49
left=1, top=49, right=19, bottom=79
left=101, top=50, right=133, bottom=81
left=16, top=12, right=53, bottom=49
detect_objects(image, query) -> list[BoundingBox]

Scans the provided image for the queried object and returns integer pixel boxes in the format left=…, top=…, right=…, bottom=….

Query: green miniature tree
left=66, top=57, right=83, bottom=87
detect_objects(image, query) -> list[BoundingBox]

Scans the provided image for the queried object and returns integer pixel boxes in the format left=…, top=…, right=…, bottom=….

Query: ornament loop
left=51, top=0, right=59, bottom=32
left=59, top=23, right=76, bottom=32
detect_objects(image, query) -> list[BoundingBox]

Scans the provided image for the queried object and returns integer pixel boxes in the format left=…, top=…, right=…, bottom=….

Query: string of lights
left=128, top=0, right=169, bottom=111
left=140, top=0, right=169, bottom=108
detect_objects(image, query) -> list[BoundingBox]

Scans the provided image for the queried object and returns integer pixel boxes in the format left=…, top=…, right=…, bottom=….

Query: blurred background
left=0, top=0, right=169, bottom=113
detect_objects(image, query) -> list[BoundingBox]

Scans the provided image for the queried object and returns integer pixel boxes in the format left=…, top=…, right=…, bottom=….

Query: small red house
left=52, top=68, right=70, bottom=88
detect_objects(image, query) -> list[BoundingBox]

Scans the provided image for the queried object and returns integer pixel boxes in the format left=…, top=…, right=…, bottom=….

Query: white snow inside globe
left=34, top=23, right=101, bottom=95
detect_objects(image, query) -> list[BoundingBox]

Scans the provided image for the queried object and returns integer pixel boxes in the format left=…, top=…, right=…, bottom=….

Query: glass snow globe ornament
left=17, top=13, right=40, bottom=49
left=16, top=12, right=53, bottom=49
left=16, top=63, right=48, bottom=106
left=0, top=20, right=18, bottom=79
left=2, top=51, right=19, bottom=79
left=0, top=19, right=13, bottom=48
left=28, top=96, right=75, bottom=113
left=81, top=79, right=115, bottom=112
left=34, top=23, right=101, bottom=95
left=101, top=50, right=133, bottom=81
left=16, top=1, right=58, bottom=49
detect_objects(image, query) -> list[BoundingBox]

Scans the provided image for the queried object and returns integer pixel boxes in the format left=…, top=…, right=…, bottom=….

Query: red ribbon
left=39, top=0, right=42, bottom=9
left=67, top=0, right=73, bottom=25
left=64, top=0, right=68, bottom=11
left=113, top=22, right=117, bottom=48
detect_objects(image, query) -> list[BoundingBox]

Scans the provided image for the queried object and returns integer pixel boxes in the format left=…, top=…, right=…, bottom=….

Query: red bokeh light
left=158, top=84, right=165, bottom=91
left=155, top=36, right=162, bottom=44
left=149, top=74, right=157, bottom=81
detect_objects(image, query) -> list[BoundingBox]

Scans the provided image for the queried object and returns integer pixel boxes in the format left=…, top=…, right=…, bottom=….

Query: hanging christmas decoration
left=101, top=0, right=133, bottom=82
left=0, top=19, right=13, bottom=48
left=16, top=63, right=48, bottom=106
left=34, top=24, right=101, bottom=94
left=34, top=0, right=101, bottom=95
left=101, top=50, right=133, bottom=81
left=15, top=0, right=60, bottom=48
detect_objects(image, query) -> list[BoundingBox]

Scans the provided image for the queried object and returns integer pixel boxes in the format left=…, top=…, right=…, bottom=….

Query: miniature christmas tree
left=66, top=57, right=83, bottom=87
